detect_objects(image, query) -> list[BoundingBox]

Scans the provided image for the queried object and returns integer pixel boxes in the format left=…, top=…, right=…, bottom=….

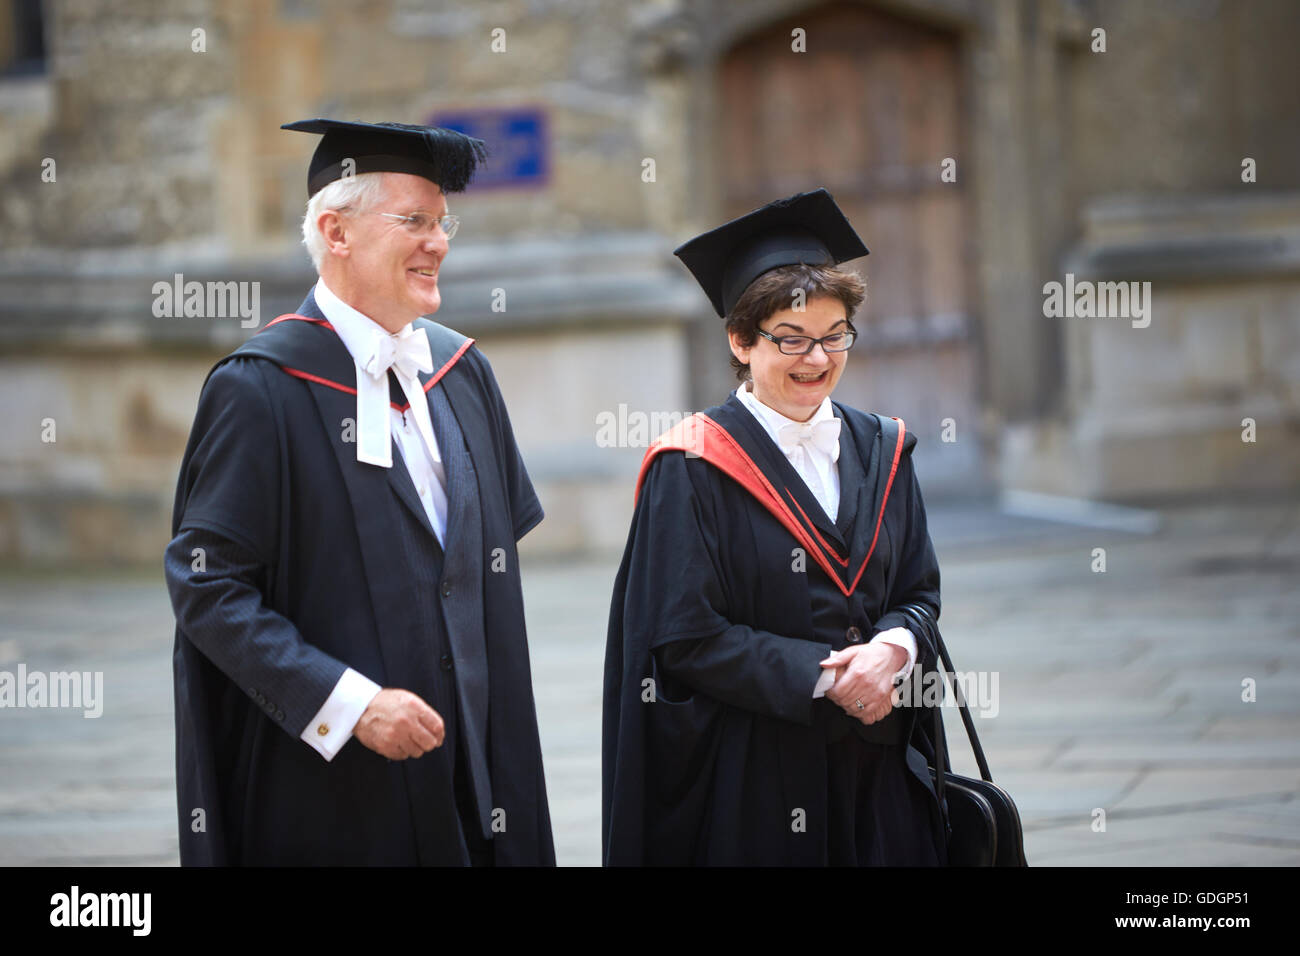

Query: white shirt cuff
left=300, top=668, right=383, bottom=761
left=871, top=627, right=917, bottom=682
left=812, top=667, right=837, bottom=698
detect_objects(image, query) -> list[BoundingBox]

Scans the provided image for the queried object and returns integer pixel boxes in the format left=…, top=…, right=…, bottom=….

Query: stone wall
left=1003, top=191, right=1300, bottom=499
left=2, top=0, right=1299, bottom=564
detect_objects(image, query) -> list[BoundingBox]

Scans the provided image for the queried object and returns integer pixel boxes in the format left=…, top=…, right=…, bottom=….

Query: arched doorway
left=718, top=2, right=981, bottom=488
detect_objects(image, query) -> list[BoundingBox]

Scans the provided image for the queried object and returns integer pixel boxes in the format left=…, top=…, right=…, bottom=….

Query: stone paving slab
left=0, top=820, right=179, bottom=867
left=1202, top=714, right=1300, bottom=739
left=1111, top=768, right=1300, bottom=814
left=1025, top=804, right=1300, bottom=866
left=1058, top=739, right=1300, bottom=767
left=964, top=694, right=1182, bottom=728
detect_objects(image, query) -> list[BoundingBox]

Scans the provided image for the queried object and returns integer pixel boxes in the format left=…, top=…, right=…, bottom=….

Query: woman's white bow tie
left=355, top=326, right=434, bottom=468
left=778, top=417, right=842, bottom=460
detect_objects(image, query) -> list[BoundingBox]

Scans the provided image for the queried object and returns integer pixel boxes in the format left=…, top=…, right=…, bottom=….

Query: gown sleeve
left=625, top=450, right=831, bottom=726
left=167, top=359, right=353, bottom=737
left=175, top=359, right=282, bottom=562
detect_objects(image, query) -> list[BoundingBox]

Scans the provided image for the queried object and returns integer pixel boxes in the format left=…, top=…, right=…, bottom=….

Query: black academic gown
left=166, top=293, right=554, bottom=866
left=602, top=394, right=949, bottom=866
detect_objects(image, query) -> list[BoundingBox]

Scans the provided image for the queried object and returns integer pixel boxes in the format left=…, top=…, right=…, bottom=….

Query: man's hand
left=819, top=642, right=907, bottom=725
left=353, top=688, right=445, bottom=760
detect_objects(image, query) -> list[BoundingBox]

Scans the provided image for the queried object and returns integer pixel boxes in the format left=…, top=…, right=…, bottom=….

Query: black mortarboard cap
left=281, top=118, right=488, bottom=198
left=673, top=188, right=868, bottom=317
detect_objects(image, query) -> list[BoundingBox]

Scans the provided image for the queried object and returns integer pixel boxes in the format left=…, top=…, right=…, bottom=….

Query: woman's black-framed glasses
left=754, top=324, right=857, bottom=356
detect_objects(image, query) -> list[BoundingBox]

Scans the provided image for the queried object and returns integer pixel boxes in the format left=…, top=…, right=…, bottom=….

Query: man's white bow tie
left=355, top=326, right=433, bottom=468
left=778, top=417, right=842, bottom=461
left=361, top=326, right=433, bottom=381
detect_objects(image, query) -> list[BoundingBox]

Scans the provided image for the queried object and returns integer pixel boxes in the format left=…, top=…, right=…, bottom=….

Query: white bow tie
left=361, top=326, right=433, bottom=381
left=777, top=417, right=842, bottom=461
left=355, top=326, right=433, bottom=468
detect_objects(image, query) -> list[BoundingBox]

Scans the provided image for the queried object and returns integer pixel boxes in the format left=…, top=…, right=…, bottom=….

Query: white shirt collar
left=734, top=381, right=841, bottom=521
left=734, top=380, right=837, bottom=445
left=312, top=278, right=435, bottom=469
left=313, top=277, right=409, bottom=371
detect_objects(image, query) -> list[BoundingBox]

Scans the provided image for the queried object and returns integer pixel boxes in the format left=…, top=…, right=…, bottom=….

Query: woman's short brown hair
left=725, top=263, right=866, bottom=381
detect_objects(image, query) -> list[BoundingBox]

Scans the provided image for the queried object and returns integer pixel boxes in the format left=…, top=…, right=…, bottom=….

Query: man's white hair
left=301, top=172, right=389, bottom=273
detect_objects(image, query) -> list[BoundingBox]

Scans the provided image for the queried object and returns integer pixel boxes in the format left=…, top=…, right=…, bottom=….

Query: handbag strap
left=869, top=416, right=994, bottom=800
left=893, top=603, right=994, bottom=805
left=935, top=619, right=993, bottom=782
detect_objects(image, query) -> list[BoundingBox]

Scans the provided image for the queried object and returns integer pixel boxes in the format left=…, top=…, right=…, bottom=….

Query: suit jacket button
left=317, top=723, right=330, bottom=736
left=275, top=710, right=285, bottom=721
left=441, top=582, right=453, bottom=598
left=846, top=626, right=864, bottom=644
left=440, top=654, right=454, bottom=672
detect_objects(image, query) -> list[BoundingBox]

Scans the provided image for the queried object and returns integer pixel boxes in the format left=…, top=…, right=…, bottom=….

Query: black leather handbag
left=896, top=603, right=1027, bottom=867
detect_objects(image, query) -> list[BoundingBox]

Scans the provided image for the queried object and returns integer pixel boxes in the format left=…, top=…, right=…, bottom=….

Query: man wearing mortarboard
left=166, top=119, right=554, bottom=865
left=602, top=189, right=949, bottom=865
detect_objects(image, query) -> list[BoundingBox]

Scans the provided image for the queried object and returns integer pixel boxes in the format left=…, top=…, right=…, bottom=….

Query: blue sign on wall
left=427, top=107, right=549, bottom=191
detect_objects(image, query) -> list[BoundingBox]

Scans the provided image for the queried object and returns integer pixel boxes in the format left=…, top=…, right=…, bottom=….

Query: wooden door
left=719, top=2, right=980, bottom=488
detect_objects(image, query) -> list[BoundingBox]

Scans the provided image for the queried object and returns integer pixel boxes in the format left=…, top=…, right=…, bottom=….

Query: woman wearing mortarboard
left=602, top=189, right=949, bottom=865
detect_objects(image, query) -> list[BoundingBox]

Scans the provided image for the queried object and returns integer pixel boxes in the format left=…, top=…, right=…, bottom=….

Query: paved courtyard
left=1, top=496, right=1297, bottom=866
